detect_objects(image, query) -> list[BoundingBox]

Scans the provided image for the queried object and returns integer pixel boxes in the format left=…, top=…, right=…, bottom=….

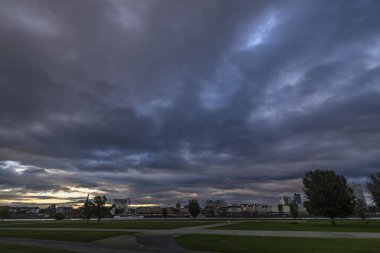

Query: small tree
left=0, top=206, right=10, bottom=221
left=188, top=199, right=200, bottom=218
left=303, top=169, right=355, bottom=225
left=162, top=208, right=168, bottom=219
left=54, top=212, right=66, bottom=220
left=277, top=204, right=283, bottom=215
left=93, top=195, right=110, bottom=224
left=367, top=173, right=380, bottom=208
left=354, top=199, right=368, bottom=221
left=83, top=194, right=94, bottom=224
left=289, top=202, right=299, bottom=219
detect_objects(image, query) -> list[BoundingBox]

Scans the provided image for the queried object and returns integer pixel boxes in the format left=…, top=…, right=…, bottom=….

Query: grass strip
left=176, top=234, right=380, bottom=253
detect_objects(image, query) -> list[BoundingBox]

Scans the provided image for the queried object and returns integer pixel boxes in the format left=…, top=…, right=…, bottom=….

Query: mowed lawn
left=0, top=220, right=219, bottom=229
left=0, top=230, right=131, bottom=242
left=213, top=219, right=380, bottom=232
left=0, top=243, right=77, bottom=253
left=176, top=234, right=380, bottom=253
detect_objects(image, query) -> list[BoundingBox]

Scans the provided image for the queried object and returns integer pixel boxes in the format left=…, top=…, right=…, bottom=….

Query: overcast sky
left=0, top=0, right=379, bottom=207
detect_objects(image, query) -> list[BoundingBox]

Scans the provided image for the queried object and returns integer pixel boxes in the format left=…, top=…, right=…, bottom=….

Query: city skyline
left=1, top=0, right=380, bottom=207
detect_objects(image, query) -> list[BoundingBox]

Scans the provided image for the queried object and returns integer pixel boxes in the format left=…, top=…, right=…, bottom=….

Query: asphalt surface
left=2, top=225, right=380, bottom=238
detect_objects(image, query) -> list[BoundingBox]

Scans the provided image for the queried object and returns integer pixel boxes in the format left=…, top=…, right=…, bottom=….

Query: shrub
left=54, top=213, right=66, bottom=220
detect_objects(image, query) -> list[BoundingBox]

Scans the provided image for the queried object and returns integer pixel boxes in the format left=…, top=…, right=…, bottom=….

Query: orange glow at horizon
left=0, top=186, right=107, bottom=207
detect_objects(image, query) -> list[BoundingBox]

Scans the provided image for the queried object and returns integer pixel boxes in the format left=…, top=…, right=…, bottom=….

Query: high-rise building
left=293, top=193, right=302, bottom=205
left=350, top=183, right=367, bottom=205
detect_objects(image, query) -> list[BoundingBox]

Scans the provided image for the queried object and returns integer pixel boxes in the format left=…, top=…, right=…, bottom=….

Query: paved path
left=170, top=228, right=380, bottom=239
left=1, top=224, right=380, bottom=239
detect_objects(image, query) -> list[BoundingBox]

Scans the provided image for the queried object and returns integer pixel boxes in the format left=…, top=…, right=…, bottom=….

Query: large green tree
left=188, top=199, right=201, bottom=218
left=303, top=200, right=316, bottom=219
left=367, top=173, right=380, bottom=208
left=303, top=169, right=354, bottom=225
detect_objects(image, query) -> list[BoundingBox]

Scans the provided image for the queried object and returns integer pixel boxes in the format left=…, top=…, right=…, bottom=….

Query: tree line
left=1, top=171, right=379, bottom=224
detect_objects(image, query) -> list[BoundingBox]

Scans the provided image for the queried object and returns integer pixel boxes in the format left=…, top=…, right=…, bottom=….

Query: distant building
left=172, top=201, right=182, bottom=215
left=111, top=198, right=131, bottom=215
left=350, top=183, right=367, bottom=205
left=279, top=205, right=290, bottom=213
left=293, top=193, right=302, bottom=205
left=226, top=205, right=242, bottom=216
left=135, top=206, right=162, bottom=215
left=203, top=200, right=228, bottom=217
left=279, top=196, right=291, bottom=205
left=9, top=207, right=40, bottom=218
left=56, top=206, right=74, bottom=215
left=224, top=203, right=307, bottom=217
left=9, top=207, right=40, bottom=214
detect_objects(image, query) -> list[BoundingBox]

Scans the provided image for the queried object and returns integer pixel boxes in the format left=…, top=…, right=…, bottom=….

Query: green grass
left=0, top=220, right=218, bottom=229
left=176, top=234, right=380, bottom=253
left=0, top=243, right=77, bottom=253
left=0, top=230, right=131, bottom=242
left=213, top=219, right=380, bottom=232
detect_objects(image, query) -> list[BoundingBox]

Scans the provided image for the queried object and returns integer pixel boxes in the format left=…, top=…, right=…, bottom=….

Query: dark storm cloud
left=0, top=0, right=380, bottom=205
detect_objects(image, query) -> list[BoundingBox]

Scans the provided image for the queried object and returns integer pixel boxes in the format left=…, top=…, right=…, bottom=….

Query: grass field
left=0, top=230, right=132, bottom=242
left=0, top=243, right=76, bottom=253
left=176, top=234, right=380, bottom=253
left=213, top=219, right=380, bottom=232
left=0, top=220, right=219, bottom=229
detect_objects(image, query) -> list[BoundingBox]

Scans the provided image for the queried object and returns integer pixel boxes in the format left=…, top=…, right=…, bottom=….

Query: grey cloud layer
left=0, top=0, right=379, bottom=205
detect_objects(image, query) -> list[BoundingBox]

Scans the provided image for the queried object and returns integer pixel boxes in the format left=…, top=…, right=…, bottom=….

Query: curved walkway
left=1, top=225, right=380, bottom=239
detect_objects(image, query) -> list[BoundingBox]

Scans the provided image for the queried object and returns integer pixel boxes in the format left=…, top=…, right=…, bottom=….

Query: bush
left=54, top=213, right=66, bottom=220
left=188, top=199, right=201, bottom=218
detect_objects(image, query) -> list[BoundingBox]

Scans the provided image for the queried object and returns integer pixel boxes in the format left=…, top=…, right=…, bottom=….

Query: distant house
left=9, top=207, right=40, bottom=218
left=226, top=205, right=242, bottom=217
left=135, top=206, right=162, bottom=216
left=56, top=206, right=73, bottom=215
